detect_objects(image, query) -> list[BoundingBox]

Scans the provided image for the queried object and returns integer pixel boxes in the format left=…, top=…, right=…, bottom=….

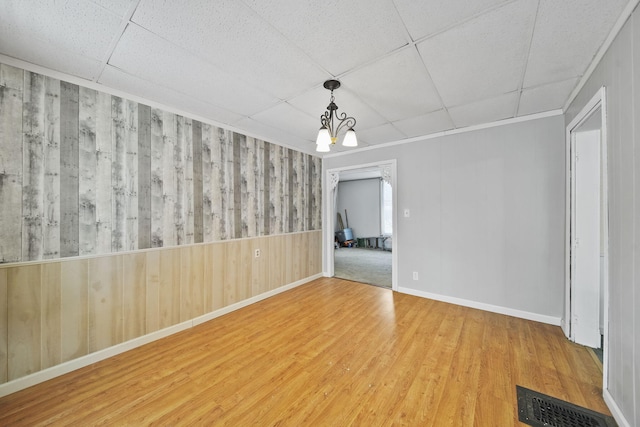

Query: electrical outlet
left=412, top=271, right=418, bottom=280
left=255, top=249, right=261, bottom=258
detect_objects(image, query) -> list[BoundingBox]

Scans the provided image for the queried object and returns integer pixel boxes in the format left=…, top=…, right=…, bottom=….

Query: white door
left=571, top=129, right=601, bottom=348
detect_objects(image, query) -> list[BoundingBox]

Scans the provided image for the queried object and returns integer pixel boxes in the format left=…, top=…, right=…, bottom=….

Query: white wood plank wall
left=0, top=62, right=323, bottom=264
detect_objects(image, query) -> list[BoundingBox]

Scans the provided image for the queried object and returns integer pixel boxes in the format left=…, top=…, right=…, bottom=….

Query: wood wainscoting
left=0, top=230, right=322, bottom=388
left=0, top=277, right=608, bottom=425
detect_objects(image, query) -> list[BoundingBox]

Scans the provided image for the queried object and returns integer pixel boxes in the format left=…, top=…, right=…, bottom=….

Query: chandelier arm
left=333, top=112, right=357, bottom=136
left=320, top=110, right=335, bottom=136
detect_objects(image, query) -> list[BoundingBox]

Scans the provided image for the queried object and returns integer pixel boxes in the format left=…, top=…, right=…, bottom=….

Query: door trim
left=564, top=86, right=608, bottom=389
left=323, top=160, right=398, bottom=291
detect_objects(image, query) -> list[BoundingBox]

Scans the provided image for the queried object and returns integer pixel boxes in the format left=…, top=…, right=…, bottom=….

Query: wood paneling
left=123, top=252, right=146, bottom=341
left=42, top=76, right=60, bottom=260
left=162, top=111, right=177, bottom=247
left=60, top=258, right=88, bottom=362
left=204, top=242, right=224, bottom=313
left=0, top=278, right=609, bottom=425
left=41, top=263, right=61, bottom=369
left=137, top=104, right=152, bottom=250
left=88, top=255, right=123, bottom=352
left=233, top=132, right=243, bottom=239
left=0, top=269, right=7, bottom=383
left=0, top=65, right=24, bottom=263
left=191, top=120, right=203, bottom=243
left=150, top=108, right=163, bottom=248
left=59, top=81, right=79, bottom=258
left=78, top=87, right=97, bottom=256
left=124, top=99, right=138, bottom=252
left=22, top=71, right=46, bottom=261
left=159, top=247, right=181, bottom=329
left=145, top=250, right=160, bottom=333
left=0, top=231, right=322, bottom=386
left=180, top=244, right=204, bottom=322
left=95, top=92, right=112, bottom=254
left=111, top=97, right=127, bottom=252
left=7, top=264, right=41, bottom=380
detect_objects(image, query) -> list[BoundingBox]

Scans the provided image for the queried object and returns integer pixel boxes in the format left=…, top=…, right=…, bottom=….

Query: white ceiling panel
left=234, top=117, right=315, bottom=153
left=518, top=78, right=578, bottom=116
left=0, top=0, right=122, bottom=61
left=250, top=102, right=320, bottom=142
left=243, top=0, right=409, bottom=75
left=523, top=0, right=628, bottom=88
left=108, top=24, right=278, bottom=116
left=90, top=0, right=136, bottom=17
left=417, top=0, right=537, bottom=107
left=449, top=92, right=519, bottom=128
left=131, top=0, right=329, bottom=100
left=356, top=123, right=407, bottom=145
left=0, top=28, right=104, bottom=80
left=393, top=0, right=509, bottom=41
left=100, top=65, right=244, bottom=126
left=341, top=48, right=443, bottom=122
left=393, top=109, right=455, bottom=138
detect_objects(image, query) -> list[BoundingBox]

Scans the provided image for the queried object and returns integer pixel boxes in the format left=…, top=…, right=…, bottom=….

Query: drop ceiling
left=0, top=0, right=631, bottom=155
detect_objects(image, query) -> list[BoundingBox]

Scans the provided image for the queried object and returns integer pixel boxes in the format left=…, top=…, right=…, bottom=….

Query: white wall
left=565, top=6, right=639, bottom=425
left=324, top=115, right=566, bottom=320
left=336, top=179, right=381, bottom=236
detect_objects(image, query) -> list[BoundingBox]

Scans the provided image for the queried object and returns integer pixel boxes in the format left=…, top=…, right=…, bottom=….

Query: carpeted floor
left=334, top=247, right=392, bottom=288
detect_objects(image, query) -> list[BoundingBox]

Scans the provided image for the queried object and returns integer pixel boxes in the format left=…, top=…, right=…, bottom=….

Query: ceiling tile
left=250, top=102, right=320, bottom=142
left=517, top=78, right=578, bottom=116
left=417, top=0, right=537, bottom=107
left=0, top=28, right=103, bottom=80
left=393, top=109, right=454, bottom=138
left=243, top=0, right=409, bottom=75
left=90, top=0, right=136, bottom=17
left=340, top=48, right=443, bottom=122
left=394, top=0, right=509, bottom=41
left=523, top=0, right=628, bottom=88
left=234, top=117, right=315, bottom=153
left=449, top=92, right=518, bottom=128
left=108, top=24, right=278, bottom=116
left=131, top=0, right=329, bottom=100
left=99, top=65, right=244, bottom=126
left=356, top=123, right=407, bottom=145
left=0, top=0, right=122, bottom=61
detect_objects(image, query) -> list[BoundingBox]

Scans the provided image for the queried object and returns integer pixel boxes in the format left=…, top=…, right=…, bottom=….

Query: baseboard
left=603, top=389, right=631, bottom=427
left=0, top=273, right=322, bottom=399
left=397, top=287, right=562, bottom=326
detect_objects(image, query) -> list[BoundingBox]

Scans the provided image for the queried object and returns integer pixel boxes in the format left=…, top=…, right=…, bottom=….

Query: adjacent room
left=0, top=1, right=638, bottom=425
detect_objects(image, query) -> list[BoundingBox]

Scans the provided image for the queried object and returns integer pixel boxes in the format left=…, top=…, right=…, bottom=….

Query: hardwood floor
left=0, top=277, right=609, bottom=425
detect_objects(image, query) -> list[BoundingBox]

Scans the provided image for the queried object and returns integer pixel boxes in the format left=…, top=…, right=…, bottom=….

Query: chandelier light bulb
left=342, top=128, right=358, bottom=147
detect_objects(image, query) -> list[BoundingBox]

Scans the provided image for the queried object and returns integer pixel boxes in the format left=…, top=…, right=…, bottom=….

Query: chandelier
left=316, top=80, right=358, bottom=152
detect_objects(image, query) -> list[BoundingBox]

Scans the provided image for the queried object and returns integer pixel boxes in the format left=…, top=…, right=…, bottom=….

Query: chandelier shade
left=315, top=80, right=358, bottom=152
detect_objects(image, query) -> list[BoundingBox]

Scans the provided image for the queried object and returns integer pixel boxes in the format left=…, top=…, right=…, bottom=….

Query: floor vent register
left=516, top=385, right=617, bottom=427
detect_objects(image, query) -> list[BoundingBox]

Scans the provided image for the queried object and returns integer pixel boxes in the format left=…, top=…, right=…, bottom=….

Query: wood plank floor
left=0, top=277, right=609, bottom=426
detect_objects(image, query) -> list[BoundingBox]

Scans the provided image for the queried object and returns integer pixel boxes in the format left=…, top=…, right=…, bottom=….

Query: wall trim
left=397, top=286, right=562, bottom=326
left=603, top=389, right=631, bottom=427
left=0, top=273, right=322, bottom=399
left=323, top=109, right=563, bottom=158
left=0, top=230, right=320, bottom=269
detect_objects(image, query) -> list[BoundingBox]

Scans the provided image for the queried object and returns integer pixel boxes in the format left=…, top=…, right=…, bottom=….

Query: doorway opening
left=564, top=87, right=608, bottom=388
left=325, top=160, right=398, bottom=291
